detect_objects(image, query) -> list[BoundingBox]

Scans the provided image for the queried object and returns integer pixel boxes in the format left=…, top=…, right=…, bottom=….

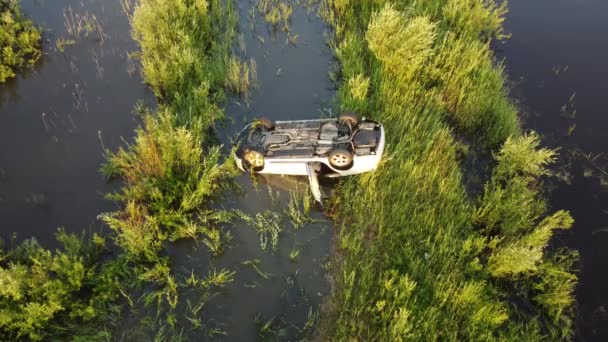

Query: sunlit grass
left=322, top=1, right=577, bottom=340
left=0, top=0, right=41, bottom=82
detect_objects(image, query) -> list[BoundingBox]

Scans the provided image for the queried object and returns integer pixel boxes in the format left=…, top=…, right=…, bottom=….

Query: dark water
left=1, top=0, right=335, bottom=340
left=176, top=1, right=336, bottom=339
left=0, top=0, right=154, bottom=244
left=496, top=0, right=608, bottom=340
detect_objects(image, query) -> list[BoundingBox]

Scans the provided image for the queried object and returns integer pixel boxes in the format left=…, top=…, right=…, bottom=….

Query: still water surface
left=0, top=0, right=334, bottom=340
left=498, top=0, right=608, bottom=340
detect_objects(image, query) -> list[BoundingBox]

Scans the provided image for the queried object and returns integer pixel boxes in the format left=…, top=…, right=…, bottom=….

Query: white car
left=234, top=113, right=385, bottom=200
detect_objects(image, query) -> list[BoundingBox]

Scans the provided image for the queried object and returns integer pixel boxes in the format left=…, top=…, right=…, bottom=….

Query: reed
left=286, top=190, right=313, bottom=229
left=321, top=1, right=577, bottom=340
left=236, top=210, right=283, bottom=251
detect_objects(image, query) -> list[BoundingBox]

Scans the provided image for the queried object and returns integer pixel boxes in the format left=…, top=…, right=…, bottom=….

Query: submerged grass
left=286, top=189, right=313, bottom=229
left=0, top=0, right=243, bottom=339
left=257, top=0, right=293, bottom=31
left=0, top=0, right=41, bottom=82
left=322, top=0, right=577, bottom=340
left=236, top=209, right=283, bottom=251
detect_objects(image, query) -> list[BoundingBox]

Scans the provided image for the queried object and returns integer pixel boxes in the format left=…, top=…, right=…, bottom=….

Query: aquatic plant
left=0, top=0, right=41, bottom=83
left=63, top=6, right=105, bottom=42
left=131, top=0, right=238, bottom=124
left=236, top=210, right=283, bottom=251
left=95, top=0, right=244, bottom=336
left=242, top=259, right=272, bottom=279
left=289, top=248, right=300, bottom=262
left=257, top=0, right=293, bottom=32
left=55, top=37, right=75, bottom=52
left=286, top=190, right=313, bottom=229
left=321, top=0, right=577, bottom=340
left=255, top=314, right=288, bottom=340
left=225, top=56, right=257, bottom=100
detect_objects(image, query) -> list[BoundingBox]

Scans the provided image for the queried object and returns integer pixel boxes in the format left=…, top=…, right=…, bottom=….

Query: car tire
left=328, top=147, right=354, bottom=170
left=255, top=117, right=275, bottom=130
left=338, top=112, right=360, bottom=127
left=243, top=149, right=265, bottom=172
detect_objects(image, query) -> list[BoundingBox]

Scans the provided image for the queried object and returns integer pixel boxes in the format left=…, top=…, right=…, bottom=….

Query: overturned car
left=234, top=113, right=385, bottom=201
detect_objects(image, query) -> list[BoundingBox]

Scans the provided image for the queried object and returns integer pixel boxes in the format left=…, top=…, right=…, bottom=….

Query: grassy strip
left=101, top=0, right=240, bottom=267
left=0, top=0, right=41, bottom=83
left=322, top=1, right=577, bottom=340
left=0, top=0, right=243, bottom=340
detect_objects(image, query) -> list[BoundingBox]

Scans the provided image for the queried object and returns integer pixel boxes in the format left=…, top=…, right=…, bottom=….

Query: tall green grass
left=322, top=1, right=577, bottom=340
left=0, top=230, right=135, bottom=340
left=102, top=0, right=240, bottom=263
left=97, top=1, right=243, bottom=338
left=97, top=2, right=242, bottom=336
left=0, top=0, right=241, bottom=339
left=0, top=0, right=41, bottom=83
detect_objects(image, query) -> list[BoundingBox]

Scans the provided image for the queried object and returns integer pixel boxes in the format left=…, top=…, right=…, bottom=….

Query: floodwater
left=0, top=0, right=334, bottom=340
left=171, top=1, right=336, bottom=339
left=0, top=0, right=154, bottom=244
left=497, top=0, right=608, bottom=340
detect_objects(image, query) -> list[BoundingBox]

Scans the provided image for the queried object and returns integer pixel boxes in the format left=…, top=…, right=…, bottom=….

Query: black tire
left=328, top=147, right=354, bottom=170
left=338, top=112, right=360, bottom=127
left=255, top=117, right=274, bottom=130
left=243, top=149, right=265, bottom=172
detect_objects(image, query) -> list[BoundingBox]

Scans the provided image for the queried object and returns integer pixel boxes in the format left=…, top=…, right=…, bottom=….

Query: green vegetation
left=257, top=0, right=293, bottom=31
left=322, top=0, right=577, bottom=340
left=100, top=110, right=237, bottom=260
left=0, top=0, right=578, bottom=339
left=242, top=259, right=272, bottom=279
left=97, top=0, right=242, bottom=336
left=102, top=0, right=241, bottom=260
left=0, top=0, right=41, bottom=83
left=237, top=209, right=283, bottom=251
left=0, top=0, right=243, bottom=339
left=286, top=189, right=313, bottom=229
left=0, top=230, right=134, bottom=340
left=235, top=189, right=314, bottom=251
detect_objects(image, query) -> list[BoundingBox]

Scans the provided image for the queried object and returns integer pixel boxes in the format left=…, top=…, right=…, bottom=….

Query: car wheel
left=328, top=147, right=354, bottom=170
left=338, top=112, right=360, bottom=127
left=255, top=117, right=275, bottom=130
left=243, top=149, right=265, bottom=172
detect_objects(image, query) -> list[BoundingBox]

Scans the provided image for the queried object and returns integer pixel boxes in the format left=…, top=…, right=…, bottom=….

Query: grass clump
left=226, top=55, right=257, bottom=99
left=322, top=1, right=577, bottom=340
left=131, top=0, right=238, bottom=124
left=257, top=0, right=293, bottom=31
left=95, top=0, right=246, bottom=337
left=285, top=190, right=313, bottom=229
left=0, top=230, right=134, bottom=341
left=102, top=0, right=243, bottom=261
left=0, top=0, right=41, bottom=83
left=236, top=210, right=283, bottom=251
left=242, top=259, right=272, bottom=279
left=97, top=0, right=243, bottom=335
left=101, top=110, right=238, bottom=259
